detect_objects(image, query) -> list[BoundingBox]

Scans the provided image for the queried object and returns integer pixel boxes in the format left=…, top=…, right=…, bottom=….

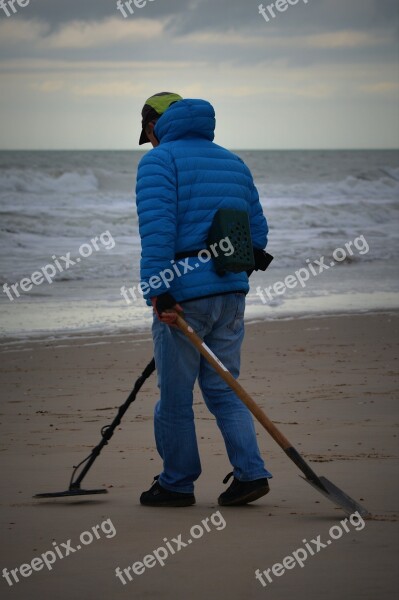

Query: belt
left=175, top=249, right=205, bottom=260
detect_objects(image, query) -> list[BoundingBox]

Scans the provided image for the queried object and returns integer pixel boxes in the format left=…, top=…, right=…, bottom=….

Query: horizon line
left=0, top=147, right=398, bottom=152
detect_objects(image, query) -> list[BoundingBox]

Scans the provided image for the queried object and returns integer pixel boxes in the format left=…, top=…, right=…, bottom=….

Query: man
left=135, top=92, right=272, bottom=507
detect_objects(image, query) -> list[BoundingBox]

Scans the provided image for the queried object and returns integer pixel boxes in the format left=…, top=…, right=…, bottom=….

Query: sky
left=0, top=0, right=398, bottom=150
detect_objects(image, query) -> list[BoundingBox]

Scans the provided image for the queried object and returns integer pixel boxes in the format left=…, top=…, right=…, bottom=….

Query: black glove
left=153, top=292, right=177, bottom=314
left=247, top=248, right=274, bottom=277
left=254, top=247, right=274, bottom=270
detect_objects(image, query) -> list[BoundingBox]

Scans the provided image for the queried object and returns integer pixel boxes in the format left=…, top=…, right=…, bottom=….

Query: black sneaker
left=218, top=472, right=270, bottom=506
left=140, top=476, right=196, bottom=507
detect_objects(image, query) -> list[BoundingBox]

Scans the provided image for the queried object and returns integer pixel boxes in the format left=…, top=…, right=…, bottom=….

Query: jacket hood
left=154, top=98, right=215, bottom=144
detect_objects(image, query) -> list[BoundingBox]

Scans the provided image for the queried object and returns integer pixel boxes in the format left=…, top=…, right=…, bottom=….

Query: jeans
left=152, top=292, right=272, bottom=493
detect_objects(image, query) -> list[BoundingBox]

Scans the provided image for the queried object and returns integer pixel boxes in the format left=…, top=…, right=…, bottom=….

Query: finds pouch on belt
left=206, top=209, right=255, bottom=275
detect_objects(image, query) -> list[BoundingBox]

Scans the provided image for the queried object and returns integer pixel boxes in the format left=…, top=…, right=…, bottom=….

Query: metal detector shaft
left=34, top=358, right=155, bottom=498
left=173, top=313, right=370, bottom=518
left=71, top=357, right=156, bottom=489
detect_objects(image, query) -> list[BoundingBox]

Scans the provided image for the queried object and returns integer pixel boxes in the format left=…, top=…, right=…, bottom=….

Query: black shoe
left=140, top=476, right=196, bottom=507
left=218, top=472, right=270, bottom=506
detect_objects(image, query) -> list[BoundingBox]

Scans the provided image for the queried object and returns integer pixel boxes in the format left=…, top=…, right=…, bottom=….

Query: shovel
left=173, top=313, right=370, bottom=518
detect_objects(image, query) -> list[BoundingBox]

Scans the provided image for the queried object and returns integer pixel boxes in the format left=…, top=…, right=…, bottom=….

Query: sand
left=0, top=312, right=398, bottom=600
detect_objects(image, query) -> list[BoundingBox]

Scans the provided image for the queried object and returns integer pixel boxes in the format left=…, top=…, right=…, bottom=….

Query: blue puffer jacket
left=135, top=98, right=268, bottom=304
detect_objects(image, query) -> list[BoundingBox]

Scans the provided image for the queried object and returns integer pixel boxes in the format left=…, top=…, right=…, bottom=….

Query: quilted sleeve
left=248, top=179, right=268, bottom=250
left=135, top=148, right=178, bottom=297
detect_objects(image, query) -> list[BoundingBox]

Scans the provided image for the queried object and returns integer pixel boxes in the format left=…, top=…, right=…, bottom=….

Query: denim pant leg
left=152, top=302, right=211, bottom=493
left=198, top=294, right=272, bottom=481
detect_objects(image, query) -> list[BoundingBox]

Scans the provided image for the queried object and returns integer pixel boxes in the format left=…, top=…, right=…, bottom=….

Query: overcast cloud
left=0, top=0, right=398, bottom=149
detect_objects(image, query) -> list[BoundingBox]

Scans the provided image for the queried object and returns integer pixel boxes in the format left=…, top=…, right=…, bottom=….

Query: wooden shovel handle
left=174, top=313, right=292, bottom=452
left=169, top=314, right=368, bottom=510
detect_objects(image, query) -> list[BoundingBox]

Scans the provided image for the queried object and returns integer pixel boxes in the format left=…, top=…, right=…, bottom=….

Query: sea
left=0, top=150, right=398, bottom=342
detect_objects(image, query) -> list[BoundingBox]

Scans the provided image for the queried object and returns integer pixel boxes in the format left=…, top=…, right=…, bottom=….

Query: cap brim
left=139, top=129, right=150, bottom=145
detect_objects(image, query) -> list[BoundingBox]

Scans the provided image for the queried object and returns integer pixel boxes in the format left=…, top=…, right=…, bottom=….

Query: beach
left=1, top=311, right=398, bottom=600
left=1, top=1, right=398, bottom=598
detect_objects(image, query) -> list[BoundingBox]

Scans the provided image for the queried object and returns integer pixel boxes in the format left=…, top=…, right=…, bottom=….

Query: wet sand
left=0, top=312, right=398, bottom=600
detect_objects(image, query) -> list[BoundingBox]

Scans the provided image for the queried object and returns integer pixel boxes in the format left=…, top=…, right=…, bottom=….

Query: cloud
left=164, top=0, right=399, bottom=36
left=41, top=17, right=164, bottom=49
left=0, top=19, right=49, bottom=44
left=360, top=81, right=399, bottom=94
left=177, top=28, right=390, bottom=50
left=6, top=0, right=399, bottom=36
left=0, top=0, right=397, bottom=71
left=304, top=30, right=390, bottom=49
left=32, top=80, right=66, bottom=93
left=0, top=0, right=397, bottom=149
left=6, top=0, right=185, bottom=27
